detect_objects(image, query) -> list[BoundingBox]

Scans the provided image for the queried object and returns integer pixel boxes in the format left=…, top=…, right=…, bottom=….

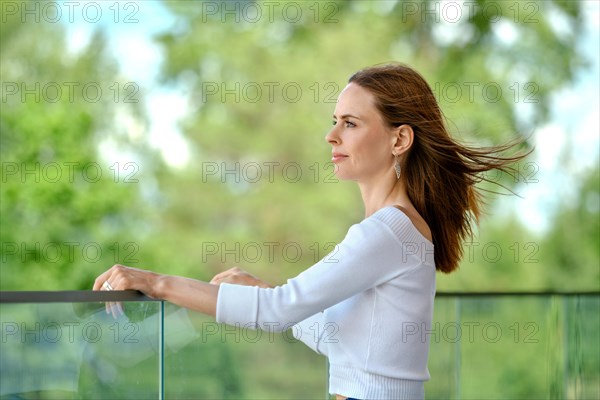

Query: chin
left=333, top=164, right=362, bottom=181
left=334, top=172, right=357, bottom=182
left=331, top=166, right=352, bottom=180
left=333, top=167, right=349, bottom=181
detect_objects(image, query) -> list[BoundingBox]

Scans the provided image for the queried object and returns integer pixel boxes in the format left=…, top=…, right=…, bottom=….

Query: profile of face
left=326, top=83, right=402, bottom=183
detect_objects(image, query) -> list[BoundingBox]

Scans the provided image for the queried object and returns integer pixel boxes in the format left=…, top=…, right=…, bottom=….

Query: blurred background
left=1, top=0, right=599, bottom=398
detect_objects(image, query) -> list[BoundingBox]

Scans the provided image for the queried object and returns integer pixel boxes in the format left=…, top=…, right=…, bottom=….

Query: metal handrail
left=0, top=290, right=597, bottom=304
left=434, top=291, right=599, bottom=297
left=0, top=290, right=156, bottom=303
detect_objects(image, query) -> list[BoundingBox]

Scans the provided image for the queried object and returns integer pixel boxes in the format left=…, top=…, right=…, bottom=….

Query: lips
left=331, top=152, right=348, bottom=163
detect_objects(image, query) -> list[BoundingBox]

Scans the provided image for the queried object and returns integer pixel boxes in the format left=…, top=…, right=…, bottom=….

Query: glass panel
left=2, top=293, right=597, bottom=399
left=161, top=303, right=328, bottom=399
left=563, top=295, right=600, bottom=399
left=427, top=294, right=600, bottom=399
left=0, top=299, right=162, bottom=399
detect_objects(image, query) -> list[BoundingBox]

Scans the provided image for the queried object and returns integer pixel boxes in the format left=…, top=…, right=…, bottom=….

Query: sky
left=517, top=1, right=599, bottom=231
left=62, top=0, right=600, bottom=234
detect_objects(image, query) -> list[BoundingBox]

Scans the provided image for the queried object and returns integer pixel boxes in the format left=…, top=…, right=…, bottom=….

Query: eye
left=344, top=121, right=356, bottom=128
left=332, top=120, right=337, bottom=126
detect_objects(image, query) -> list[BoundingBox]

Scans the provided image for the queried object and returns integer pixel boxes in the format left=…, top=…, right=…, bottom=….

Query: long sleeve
left=215, top=208, right=432, bottom=331
left=291, top=312, right=329, bottom=356
left=216, top=206, right=436, bottom=398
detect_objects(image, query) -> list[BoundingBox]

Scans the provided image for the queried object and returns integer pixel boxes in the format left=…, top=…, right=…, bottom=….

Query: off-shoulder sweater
left=216, top=206, right=436, bottom=399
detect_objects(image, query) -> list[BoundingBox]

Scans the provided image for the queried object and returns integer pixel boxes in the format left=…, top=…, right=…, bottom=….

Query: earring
left=394, top=154, right=401, bottom=180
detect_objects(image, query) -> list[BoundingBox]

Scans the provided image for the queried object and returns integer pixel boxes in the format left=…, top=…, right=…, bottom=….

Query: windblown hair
left=349, top=63, right=530, bottom=273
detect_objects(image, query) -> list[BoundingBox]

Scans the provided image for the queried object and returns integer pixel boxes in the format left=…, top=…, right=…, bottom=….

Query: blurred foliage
left=1, top=0, right=597, bottom=289
left=1, top=0, right=598, bottom=398
left=0, top=10, right=161, bottom=289
left=539, top=167, right=600, bottom=289
left=148, top=0, right=596, bottom=292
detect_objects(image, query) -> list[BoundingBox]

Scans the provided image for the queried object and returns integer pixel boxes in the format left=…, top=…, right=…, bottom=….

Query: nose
left=325, top=124, right=340, bottom=145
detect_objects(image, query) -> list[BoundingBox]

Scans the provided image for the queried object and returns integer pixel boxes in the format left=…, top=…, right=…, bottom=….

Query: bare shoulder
left=392, top=205, right=433, bottom=243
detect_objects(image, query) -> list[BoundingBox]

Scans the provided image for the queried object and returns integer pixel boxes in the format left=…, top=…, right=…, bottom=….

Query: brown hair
left=349, top=63, right=530, bottom=273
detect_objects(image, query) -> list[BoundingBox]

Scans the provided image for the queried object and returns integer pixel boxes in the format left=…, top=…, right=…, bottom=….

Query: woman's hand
left=93, top=264, right=163, bottom=318
left=93, top=264, right=219, bottom=317
left=93, top=264, right=163, bottom=298
left=210, top=267, right=272, bottom=288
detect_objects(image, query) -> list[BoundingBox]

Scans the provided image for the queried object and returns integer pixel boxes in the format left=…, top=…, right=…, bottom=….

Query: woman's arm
left=212, top=267, right=329, bottom=355
left=215, top=213, right=433, bottom=330
left=93, top=264, right=219, bottom=317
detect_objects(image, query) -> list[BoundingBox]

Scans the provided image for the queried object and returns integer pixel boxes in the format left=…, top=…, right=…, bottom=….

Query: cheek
left=350, top=145, right=390, bottom=176
left=359, top=132, right=391, bottom=161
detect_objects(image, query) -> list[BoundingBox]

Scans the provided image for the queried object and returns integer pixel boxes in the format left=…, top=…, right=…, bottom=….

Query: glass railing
left=0, top=291, right=163, bottom=399
left=1, top=292, right=598, bottom=399
left=428, top=293, right=600, bottom=400
left=159, top=302, right=327, bottom=399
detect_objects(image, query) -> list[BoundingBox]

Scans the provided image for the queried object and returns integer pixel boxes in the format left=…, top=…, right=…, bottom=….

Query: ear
left=391, top=124, right=414, bottom=156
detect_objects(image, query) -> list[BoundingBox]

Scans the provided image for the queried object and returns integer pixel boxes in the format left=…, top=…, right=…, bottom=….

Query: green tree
left=1, top=1, right=597, bottom=398
left=540, top=167, right=600, bottom=290
left=0, top=3, right=157, bottom=290
left=146, top=0, right=592, bottom=292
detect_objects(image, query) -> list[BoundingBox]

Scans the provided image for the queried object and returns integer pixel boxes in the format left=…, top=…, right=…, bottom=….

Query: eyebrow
left=333, top=113, right=361, bottom=120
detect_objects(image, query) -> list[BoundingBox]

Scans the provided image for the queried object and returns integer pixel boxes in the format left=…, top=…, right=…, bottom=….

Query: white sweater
left=216, top=206, right=436, bottom=399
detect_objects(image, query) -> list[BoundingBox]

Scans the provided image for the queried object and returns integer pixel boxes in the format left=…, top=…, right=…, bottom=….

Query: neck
left=358, top=173, right=411, bottom=218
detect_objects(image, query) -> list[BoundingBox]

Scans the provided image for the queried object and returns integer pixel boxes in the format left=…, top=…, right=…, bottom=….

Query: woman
left=94, top=63, right=528, bottom=399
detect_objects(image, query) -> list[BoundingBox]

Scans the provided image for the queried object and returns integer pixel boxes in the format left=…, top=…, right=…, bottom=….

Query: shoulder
left=342, top=207, right=434, bottom=267
left=391, top=205, right=433, bottom=243
left=366, top=206, right=434, bottom=249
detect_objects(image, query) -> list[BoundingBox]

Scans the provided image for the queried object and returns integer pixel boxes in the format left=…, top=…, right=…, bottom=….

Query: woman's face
left=326, top=83, right=397, bottom=182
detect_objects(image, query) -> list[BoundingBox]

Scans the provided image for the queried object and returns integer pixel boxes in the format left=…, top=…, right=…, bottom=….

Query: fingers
left=210, top=267, right=271, bottom=288
left=94, top=263, right=161, bottom=298
left=93, top=266, right=114, bottom=291
left=209, top=272, right=228, bottom=285
left=210, top=267, right=242, bottom=285
left=107, top=301, right=124, bottom=319
left=93, top=264, right=128, bottom=318
left=93, top=264, right=126, bottom=290
left=210, top=267, right=246, bottom=285
left=93, top=264, right=129, bottom=291
left=108, top=269, right=125, bottom=317
left=105, top=265, right=126, bottom=290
